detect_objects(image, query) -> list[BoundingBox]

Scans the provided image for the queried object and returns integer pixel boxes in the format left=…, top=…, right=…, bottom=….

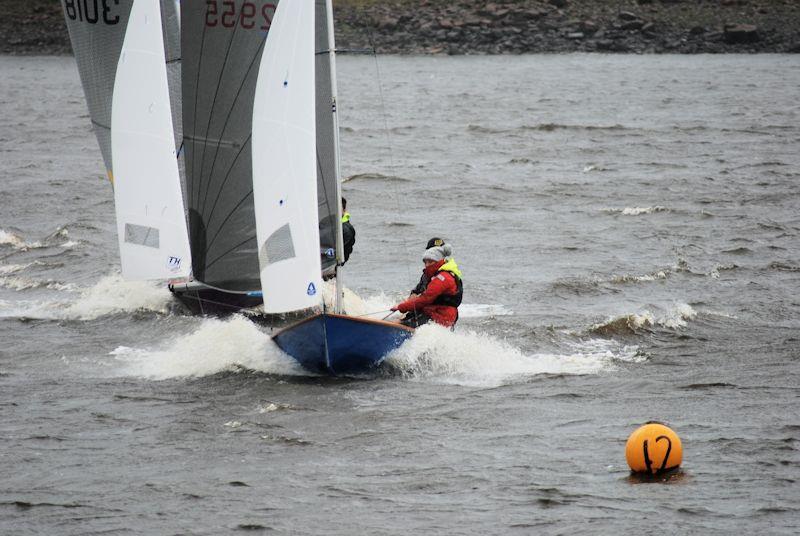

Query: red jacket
left=396, top=259, right=459, bottom=327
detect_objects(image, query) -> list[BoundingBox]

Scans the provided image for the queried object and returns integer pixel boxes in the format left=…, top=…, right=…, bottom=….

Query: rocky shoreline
left=2, top=0, right=799, bottom=55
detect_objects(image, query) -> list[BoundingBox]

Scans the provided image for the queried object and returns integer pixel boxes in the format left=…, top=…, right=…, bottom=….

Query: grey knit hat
left=422, top=244, right=453, bottom=262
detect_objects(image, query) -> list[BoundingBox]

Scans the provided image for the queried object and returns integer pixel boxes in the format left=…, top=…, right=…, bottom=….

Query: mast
left=325, top=0, right=345, bottom=314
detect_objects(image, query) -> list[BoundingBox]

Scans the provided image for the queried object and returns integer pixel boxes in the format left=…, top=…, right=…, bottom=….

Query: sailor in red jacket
left=392, top=243, right=463, bottom=328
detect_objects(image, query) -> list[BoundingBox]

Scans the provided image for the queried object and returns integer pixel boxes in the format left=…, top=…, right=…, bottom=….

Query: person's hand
left=390, top=306, right=398, bottom=312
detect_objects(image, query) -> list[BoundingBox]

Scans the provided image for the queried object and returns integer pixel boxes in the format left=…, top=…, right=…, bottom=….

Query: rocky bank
left=2, top=0, right=799, bottom=55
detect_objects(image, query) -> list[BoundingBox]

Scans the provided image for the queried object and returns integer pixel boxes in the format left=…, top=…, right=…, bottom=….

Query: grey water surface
left=1, top=54, right=799, bottom=535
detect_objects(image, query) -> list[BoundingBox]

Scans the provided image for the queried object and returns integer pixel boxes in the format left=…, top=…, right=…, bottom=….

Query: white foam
left=321, top=279, right=369, bottom=316
left=0, top=228, right=75, bottom=251
left=0, top=274, right=170, bottom=322
left=63, top=274, right=173, bottom=320
left=111, top=315, right=306, bottom=380
left=0, top=229, right=35, bottom=249
left=602, top=206, right=669, bottom=216
left=612, top=271, right=669, bottom=284
left=384, top=324, right=630, bottom=388
left=659, top=302, right=697, bottom=329
left=459, top=303, right=513, bottom=317
left=593, top=303, right=698, bottom=333
left=582, top=164, right=611, bottom=173
left=622, top=206, right=668, bottom=215
left=0, top=263, right=28, bottom=275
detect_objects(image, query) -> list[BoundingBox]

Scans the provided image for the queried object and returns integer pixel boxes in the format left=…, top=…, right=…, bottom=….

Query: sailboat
left=177, top=0, right=413, bottom=373
left=62, top=0, right=192, bottom=282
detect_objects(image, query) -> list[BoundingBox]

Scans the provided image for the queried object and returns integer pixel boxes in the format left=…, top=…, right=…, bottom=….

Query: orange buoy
left=625, top=422, right=682, bottom=474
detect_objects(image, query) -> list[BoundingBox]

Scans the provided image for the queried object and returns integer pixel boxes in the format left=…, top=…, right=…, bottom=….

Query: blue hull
left=272, top=313, right=414, bottom=374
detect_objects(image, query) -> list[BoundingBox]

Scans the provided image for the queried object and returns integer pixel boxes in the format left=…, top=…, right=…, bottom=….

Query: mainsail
left=181, top=0, right=280, bottom=291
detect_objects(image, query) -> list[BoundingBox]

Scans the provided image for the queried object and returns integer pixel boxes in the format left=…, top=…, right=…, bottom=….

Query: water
left=2, top=54, right=799, bottom=534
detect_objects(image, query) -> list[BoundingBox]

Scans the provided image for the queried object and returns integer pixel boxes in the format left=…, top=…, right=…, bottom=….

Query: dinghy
left=245, top=0, right=414, bottom=373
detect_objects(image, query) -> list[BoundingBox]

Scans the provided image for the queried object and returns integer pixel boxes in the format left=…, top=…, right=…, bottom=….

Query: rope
left=365, top=26, right=415, bottom=289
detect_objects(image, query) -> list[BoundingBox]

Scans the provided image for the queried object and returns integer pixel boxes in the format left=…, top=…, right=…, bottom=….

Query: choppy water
left=2, top=54, right=799, bottom=534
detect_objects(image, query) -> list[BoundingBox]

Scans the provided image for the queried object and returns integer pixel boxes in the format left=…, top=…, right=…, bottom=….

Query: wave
left=769, top=261, right=800, bottom=272
left=343, top=172, right=412, bottom=183
left=468, top=123, right=627, bottom=134
left=0, top=227, right=78, bottom=251
left=508, top=157, right=538, bottom=165
left=582, top=164, right=613, bottom=173
left=110, top=315, right=306, bottom=380
left=459, top=303, right=513, bottom=318
left=0, top=275, right=75, bottom=292
left=62, top=275, right=174, bottom=320
left=680, top=382, right=737, bottom=390
left=0, top=229, right=41, bottom=250
left=552, top=269, right=670, bottom=294
left=602, top=206, right=670, bottom=216
left=610, top=270, right=669, bottom=284
left=351, top=289, right=513, bottom=322
left=383, top=324, right=639, bottom=388
left=722, top=247, right=753, bottom=255
left=0, top=274, right=174, bottom=321
left=591, top=312, right=655, bottom=336
left=590, top=303, right=698, bottom=336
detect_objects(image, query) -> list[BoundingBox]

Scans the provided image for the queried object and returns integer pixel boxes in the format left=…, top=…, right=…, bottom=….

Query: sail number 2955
left=206, top=1, right=276, bottom=30
left=63, top=0, right=120, bottom=25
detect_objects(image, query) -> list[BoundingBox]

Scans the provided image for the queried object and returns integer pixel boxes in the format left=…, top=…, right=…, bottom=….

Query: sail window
left=260, top=224, right=295, bottom=266
left=124, top=223, right=160, bottom=249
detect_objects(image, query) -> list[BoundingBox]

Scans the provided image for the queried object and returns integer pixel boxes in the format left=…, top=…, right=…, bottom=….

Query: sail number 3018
left=206, top=1, right=276, bottom=30
left=63, top=0, right=120, bottom=25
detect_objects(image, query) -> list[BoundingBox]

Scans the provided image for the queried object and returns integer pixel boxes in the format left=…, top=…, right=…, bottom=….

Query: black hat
left=425, top=237, right=445, bottom=249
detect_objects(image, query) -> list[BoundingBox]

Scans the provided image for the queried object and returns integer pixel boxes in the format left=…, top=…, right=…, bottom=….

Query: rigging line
left=178, top=294, right=256, bottom=310
left=202, top=135, right=251, bottom=246
left=197, top=16, right=242, bottom=216
left=200, top=34, right=268, bottom=218
left=204, top=233, right=257, bottom=271
left=90, top=119, right=110, bottom=130
left=189, top=7, right=210, bottom=210
left=365, top=27, right=414, bottom=286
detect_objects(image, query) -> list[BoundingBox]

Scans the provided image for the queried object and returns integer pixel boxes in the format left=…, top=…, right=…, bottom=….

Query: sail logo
left=307, top=282, right=317, bottom=296
left=166, top=256, right=182, bottom=272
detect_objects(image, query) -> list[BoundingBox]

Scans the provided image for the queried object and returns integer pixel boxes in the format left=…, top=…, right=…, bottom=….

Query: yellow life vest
left=439, top=258, right=462, bottom=280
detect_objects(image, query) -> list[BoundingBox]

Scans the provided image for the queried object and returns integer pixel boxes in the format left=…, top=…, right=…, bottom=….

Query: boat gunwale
left=272, top=312, right=415, bottom=339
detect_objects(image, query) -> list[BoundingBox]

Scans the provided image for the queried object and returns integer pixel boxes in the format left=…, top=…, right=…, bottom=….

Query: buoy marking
left=643, top=435, right=673, bottom=474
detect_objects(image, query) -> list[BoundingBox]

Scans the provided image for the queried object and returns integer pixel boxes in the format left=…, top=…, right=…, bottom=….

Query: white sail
left=252, top=0, right=321, bottom=314
left=111, top=0, right=191, bottom=280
